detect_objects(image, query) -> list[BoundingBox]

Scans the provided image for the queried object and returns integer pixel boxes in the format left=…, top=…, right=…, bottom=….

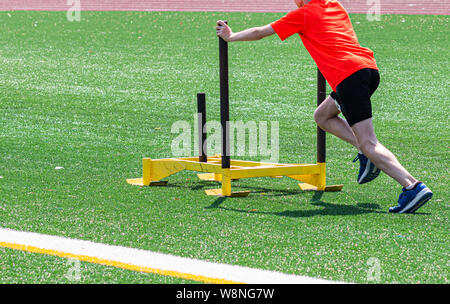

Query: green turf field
left=0, top=11, right=448, bottom=284
left=0, top=247, right=197, bottom=283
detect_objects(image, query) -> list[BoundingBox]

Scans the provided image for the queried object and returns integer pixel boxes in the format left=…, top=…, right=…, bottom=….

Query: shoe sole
left=358, top=161, right=380, bottom=184
left=405, top=192, right=433, bottom=214
left=399, top=189, right=433, bottom=214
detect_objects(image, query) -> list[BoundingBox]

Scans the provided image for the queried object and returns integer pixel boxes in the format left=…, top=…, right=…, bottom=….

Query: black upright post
left=197, top=93, right=207, bottom=163
left=219, top=21, right=230, bottom=169
left=317, top=69, right=326, bottom=163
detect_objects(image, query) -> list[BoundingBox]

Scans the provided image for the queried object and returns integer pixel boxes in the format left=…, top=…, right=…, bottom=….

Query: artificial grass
left=0, top=11, right=448, bottom=283
left=0, top=247, right=197, bottom=283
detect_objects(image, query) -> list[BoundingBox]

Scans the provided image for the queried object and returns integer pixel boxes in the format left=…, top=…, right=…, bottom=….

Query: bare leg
left=314, top=96, right=360, bottom=149
left=351, top=118, right=417, bottom=188
left=314, top=95, right=417, bottom=188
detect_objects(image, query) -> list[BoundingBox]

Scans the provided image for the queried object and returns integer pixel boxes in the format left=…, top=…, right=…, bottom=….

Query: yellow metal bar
left=148, top=159, right=186, bottom=181
left=297, top=162, right=343, bottom=191
left=179, top=160, right=224, bottom=174
left=230, top=164, right=319, bottom=180
left=131, top=156, right=342, bottom=193
left=142, top=158, right=225, bottom=183
left=316, top=162, right=327, bottom=191
left=228, top=159, right=308, bottom=168
left=174, top=156, right=221, bottom=162
left=228, top=160, right=270, bottom=167
left=285, top=163, right=325, bottom=188
left=204, top=188, right=250, bottom=197
left=221, top=169, right=232, bottom=197
left=197, top=173, right=222, bottom=182
left=142, top=158, right=152, bottom=186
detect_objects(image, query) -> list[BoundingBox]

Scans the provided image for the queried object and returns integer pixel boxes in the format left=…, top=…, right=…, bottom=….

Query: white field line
left=0, top=228, right=345, bottom=284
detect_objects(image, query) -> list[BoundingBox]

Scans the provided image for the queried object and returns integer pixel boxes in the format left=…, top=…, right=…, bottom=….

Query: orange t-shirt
left=271, top=0, right=378, bottom=91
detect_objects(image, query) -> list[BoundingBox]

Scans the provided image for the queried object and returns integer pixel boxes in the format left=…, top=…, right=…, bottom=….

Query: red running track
left=0, top=0, right=448, bottom=15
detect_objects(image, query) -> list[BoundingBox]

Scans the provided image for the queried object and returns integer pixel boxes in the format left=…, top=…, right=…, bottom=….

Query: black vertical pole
left=197, top=93, right=207, bottom=162
left=219, top=21, right=230, bottom=169
left=317, top=69, right=326, bottom=163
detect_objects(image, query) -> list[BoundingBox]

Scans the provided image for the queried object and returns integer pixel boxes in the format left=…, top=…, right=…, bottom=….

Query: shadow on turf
left=163, top=181, right=384, bottom=216
left=163, top=181, right=301, bottom=196
left=156, top=181, right=430, bottom=215
left=205, top=191, right=386, bottom=217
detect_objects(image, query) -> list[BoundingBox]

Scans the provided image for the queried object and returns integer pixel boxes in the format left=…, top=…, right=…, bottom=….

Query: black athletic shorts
left=330, top=68, right=380, bottom=126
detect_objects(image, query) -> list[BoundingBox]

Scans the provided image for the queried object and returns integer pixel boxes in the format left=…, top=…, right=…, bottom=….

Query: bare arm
left=216, top=20, right=275, bottom=42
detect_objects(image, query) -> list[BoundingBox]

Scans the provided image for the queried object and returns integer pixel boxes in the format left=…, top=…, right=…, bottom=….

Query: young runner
left=215, top=0, right=432, bottom=213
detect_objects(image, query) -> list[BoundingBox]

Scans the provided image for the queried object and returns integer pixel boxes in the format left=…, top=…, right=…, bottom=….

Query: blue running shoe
left=389, top=182, right=433, bottom=214
left=353, top=153, right=380, bottom=184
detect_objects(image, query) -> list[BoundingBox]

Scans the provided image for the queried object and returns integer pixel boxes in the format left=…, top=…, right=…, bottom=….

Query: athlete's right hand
left=216, top=20, right=233, bottom=42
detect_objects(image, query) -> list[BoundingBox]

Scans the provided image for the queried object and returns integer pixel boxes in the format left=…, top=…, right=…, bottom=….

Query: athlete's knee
left=314, top=97, right=340, bottom=126
left=314, top=107, right=326, bottom=127
left=359, top=138, right=378, bottom=155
